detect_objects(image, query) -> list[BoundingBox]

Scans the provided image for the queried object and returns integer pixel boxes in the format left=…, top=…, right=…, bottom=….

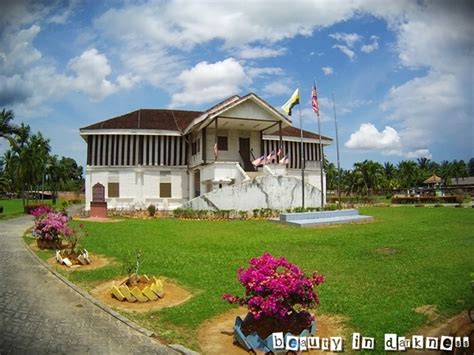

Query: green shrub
left=147, top=204, right=156, bottom=217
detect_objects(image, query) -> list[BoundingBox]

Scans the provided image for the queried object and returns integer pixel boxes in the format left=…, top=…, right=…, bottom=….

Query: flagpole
left=332, top=92, right=341, bottom=209
left=317, top=105, right=324, bottom=210
left=298, top=88, right=305, bottom=209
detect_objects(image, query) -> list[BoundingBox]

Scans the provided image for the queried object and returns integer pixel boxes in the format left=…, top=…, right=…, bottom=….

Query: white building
left=80, top=93, right=332, bottom=211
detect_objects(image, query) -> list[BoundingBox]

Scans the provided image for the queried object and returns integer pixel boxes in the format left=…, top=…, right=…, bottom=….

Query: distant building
left=79, top=93, right=332, bottom=211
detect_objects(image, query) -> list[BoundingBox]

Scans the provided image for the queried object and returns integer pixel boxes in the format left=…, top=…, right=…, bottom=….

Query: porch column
left=202, top=127, right=207, bottom=164
left=214, top=117, right=218, bottom=161
left=278, top=121, right=283, bottom=155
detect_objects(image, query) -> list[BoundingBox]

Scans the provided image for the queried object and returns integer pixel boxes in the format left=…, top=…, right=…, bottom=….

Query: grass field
left=29, top=207, right=474, bottom=351
left=0, top=199, right=29, bottom=218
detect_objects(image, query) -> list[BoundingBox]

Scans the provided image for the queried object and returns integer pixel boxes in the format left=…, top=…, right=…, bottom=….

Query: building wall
left=181, top=175, right=322, bottom=211
left=85, top=166, right=189, bottom=210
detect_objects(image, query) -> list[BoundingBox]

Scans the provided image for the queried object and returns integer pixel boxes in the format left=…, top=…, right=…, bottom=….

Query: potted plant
left=32, top=211, right=69, bottom=249
left=111, top=250, right=164, bottom=303
left=223, top=252, right=325, bottom=353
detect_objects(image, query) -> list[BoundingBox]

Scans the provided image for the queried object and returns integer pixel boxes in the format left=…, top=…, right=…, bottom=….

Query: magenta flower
left=223, top=252, right=325, bottom=320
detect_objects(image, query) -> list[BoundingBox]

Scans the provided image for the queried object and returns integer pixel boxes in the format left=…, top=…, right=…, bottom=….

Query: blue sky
left=1, top=0, right=472, bottom=169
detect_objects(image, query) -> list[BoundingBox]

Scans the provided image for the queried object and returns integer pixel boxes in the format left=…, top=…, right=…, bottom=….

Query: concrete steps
left=279, top=209, right=373, bottom=227
left=246, top=171, right=264, bottom=179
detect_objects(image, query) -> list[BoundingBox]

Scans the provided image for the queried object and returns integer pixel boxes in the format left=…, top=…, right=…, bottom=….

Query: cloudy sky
left=0, top=0, right=472, bottom=169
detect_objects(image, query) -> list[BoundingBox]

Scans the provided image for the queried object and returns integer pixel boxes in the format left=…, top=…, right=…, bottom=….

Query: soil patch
left=197, top=307, right=349, bottom=355
left=408, top=311, right=474, bottom=354
left=90, top=277, right=192, bottom=313
left=414, top=304, right=441, bottom=322
left=47, top=254, right=113, bottom=271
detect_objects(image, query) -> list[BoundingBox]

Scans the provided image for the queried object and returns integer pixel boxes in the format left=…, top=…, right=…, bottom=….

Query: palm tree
left=451, top=160, right=468, bottom=184
left=0, top=109, right=20, bottom=144
left=439, top=160, right=453, bottom=186
left=397, top=160, right=420, bottom=189
left=353, top=160, right=384, bottom=195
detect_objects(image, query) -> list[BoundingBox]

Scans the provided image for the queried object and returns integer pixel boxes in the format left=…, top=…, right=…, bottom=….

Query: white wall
left=85, top=166, right=189, bottom=210
left=182, top=175, right=322, bottom=211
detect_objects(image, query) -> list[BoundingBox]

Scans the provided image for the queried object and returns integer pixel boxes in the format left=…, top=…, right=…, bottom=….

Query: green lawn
left=36, top=207, right=474, bottom=351
left=0, top=199, right=28, bottom=218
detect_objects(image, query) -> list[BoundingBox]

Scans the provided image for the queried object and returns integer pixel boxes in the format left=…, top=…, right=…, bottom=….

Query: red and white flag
left=277, top=146, right=282, bottom=157
left=265, top=151, right=276, bottom=164
left=311, top=83, right=320, bottom=117
left=252, top=155, right=265, bottom=167
left=213, top=142, right=218, bottom=159
left=279, top=155, right=289, bottom=165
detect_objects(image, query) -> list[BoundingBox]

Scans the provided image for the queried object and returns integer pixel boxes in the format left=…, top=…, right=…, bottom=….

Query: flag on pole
left=279, top=155, right=289, bottom=165
left=311, top=83, right=320, bottom=117
left=277, top=146, right=282, bottom=157
left=252, top=155, right=265, bottom=167
left=265, top=151, right=276, bottom=164
left=282, top=89, right=299, bottom=116
left=213, top=142, right=218, bottom=159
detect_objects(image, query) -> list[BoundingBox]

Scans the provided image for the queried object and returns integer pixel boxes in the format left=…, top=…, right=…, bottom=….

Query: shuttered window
left=108, top=183, right=119, bottom=198
left=160, top=183, right=172, bottom=198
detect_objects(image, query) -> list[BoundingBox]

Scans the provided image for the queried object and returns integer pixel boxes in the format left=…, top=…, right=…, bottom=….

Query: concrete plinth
left=90, top=202, right=107, bottom=218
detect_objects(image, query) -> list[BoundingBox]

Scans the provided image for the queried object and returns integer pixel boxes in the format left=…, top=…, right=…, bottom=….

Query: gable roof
left=423, top=174, right=442, bottom=184
left=80, top=109, right=202, bottom=132
left=182, top=93, right=292, bottom=134
left=267, top=126, right=332, bottom=142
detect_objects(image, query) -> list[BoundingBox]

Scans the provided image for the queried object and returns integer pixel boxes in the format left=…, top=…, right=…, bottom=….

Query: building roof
left=267, top=126, right=332, bottom=141
left=423, top=174, right=442, bottom=184
left=80, top=94, right=330, bottom=142
left=450, top=176, right=474, bottom=186
left=80, top=109, right=202, bottom=132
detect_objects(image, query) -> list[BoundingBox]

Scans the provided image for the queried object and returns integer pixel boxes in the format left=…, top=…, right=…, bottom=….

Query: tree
left=0, top=108, right=20, bottom=143
left=397, top=160, right=420, bottom=189
left=353, top=160, right=384, bottom=195
left=451, top=160, right=467, bottom=184
left=439, top=160, right=453, bottom=186
left=468, top=158, right=474, bottom=176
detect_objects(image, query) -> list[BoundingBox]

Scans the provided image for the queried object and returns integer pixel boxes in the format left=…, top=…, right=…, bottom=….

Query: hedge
left=391, top=196, right=458, bottom=204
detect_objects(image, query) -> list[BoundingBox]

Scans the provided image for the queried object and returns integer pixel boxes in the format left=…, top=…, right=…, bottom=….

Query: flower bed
left=223, top=252, right=325, bottom=352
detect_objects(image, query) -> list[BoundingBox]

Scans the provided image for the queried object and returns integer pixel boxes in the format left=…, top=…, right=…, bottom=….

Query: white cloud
left=170, top=58, right=249, bottom=106
left=361, top=40, right=379, bottom=53
left=345, top=123, right=401, bottom=153
left=329, top=32, right=362, bottom=47
left=322, top=66, right=334, bottom=75
left=0, top=25, right=42, bottom=74
left=262, top=81, right=292, bottom=97
left=247, top=67, right=283, bottom=79
left=332, top=44, right=356, bottom=60
left=238, top=46, right=286, bottom=59
left=406, top=149, right=432, bottom=159
left=67, top=49, right=130, bottom=100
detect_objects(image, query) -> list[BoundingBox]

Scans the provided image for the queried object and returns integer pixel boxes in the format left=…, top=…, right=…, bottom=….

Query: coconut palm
left=0, top=109, right=20, bottom=143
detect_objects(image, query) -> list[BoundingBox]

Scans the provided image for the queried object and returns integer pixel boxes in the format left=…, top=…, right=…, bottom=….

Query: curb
left=21, top=219, right=200, bottom=354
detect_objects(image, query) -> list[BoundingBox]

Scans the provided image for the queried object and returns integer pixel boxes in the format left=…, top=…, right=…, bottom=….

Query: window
left=160, top=183, right=172, bottom=198
left=218, top=136, right=228, bottom=151
left=108, top=182, right=119, bottom=198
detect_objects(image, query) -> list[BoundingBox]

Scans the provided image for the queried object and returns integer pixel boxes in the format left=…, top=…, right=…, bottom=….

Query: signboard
left=92, top=183, right=105, bottom=202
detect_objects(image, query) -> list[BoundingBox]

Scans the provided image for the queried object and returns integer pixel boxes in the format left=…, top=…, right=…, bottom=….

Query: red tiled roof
left=80, top=109, right=203, bottom=132
left=267, top=126, right=332, bottom=141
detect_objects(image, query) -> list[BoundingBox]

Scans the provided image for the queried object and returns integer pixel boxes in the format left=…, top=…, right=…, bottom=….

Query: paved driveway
left=0, top=216, right=176, bottom=354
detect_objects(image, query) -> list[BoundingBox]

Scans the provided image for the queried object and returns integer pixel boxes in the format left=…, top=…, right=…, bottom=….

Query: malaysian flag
left=311, top=83, right=320, bottom=117
left=279, top=155, right=289, bottom=165
left=252, top=155, right=265, bottom=167
left=266, top=151, right=276, bottom=164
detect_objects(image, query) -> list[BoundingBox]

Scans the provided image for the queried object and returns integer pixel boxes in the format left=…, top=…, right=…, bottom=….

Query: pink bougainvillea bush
left=223, top=252, right=325, bottom=321
left=32, top=212, right=72, bottom=241
left=30, top=205, right=55, bottom=219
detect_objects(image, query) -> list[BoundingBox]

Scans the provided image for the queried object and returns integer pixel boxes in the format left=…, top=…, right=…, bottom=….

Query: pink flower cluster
left=32, top=212, right=72, bottom=241
left=223, top=252, right=325, bottom=320
left=30, top=205, right=55, bottom=219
